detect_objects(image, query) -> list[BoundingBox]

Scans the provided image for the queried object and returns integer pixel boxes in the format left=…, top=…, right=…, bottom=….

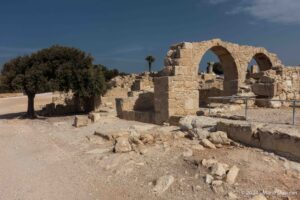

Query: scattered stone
left=140, top=133, right=154, bottom=144
left=205, top=174, right=214, bottom=184
left=88, top=112, right=101, bottom=123
left=211, top=180, right=223, bottom=186
left=250, top=194, right=268, bottom=200
left=208, top=131, right=230, bottom=145
left=173, top=131, right=186, bottom=139
left=211, top=163, right=228, bottom=178
left=226, top=192, right=238, bottom=199
left=94, top=130, right=129, bottom=141
left=182, top=148, right=193, bottom=157
left=129, top=136, right=144, bottom=146
left=153, top=175, right=175, bottom=194
left=201, top=139, right=216, bottom=149
left=202, top=159, right=218, bottom=168
left=226, top=165, right=240, bottom=185
left=137, top=144, right=148, bottom=155
left=114, top=136, right=132, bottom=153
left=86, top=135, right=105, bottom=144
left=190, top=128, right=210, bottom=139
left=191, top=117, right=218, bottom=129
left=179, top=116, right=194, bottom=131
left=211, top=184, right=224, bottom=194
left=191, top=144, right=205, bottom=151
left=73, top=115, right=89, bottom=127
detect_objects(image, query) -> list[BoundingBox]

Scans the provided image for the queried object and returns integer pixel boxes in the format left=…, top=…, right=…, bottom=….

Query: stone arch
left=194, top=44, right=239, bottom=95
left=155, top=39, right=283, bottom=124
left=250, top=52, right=273, bottom=71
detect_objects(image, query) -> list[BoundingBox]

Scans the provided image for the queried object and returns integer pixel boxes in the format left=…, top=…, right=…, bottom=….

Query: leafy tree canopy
left=1, top=45, right=107, bottom=117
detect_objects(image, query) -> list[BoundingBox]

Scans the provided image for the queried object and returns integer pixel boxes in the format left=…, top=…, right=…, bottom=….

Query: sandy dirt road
left=1, top=94, right=300, bottom=200
left=0, top=94, right=118, bottom=200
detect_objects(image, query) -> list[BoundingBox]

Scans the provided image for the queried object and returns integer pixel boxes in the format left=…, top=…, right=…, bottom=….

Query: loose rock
left=73, top=115, right=89, bottom=127
left=226, top=165, right=240, bottom=185
left=250, top=194, right=268, bottom=200
left=140, top=133, right=154, bottom=144
left=205, top=174, right=214, bottom=184
left=226, top=192, right=238, bottom=199
left=182, top=148, right=193, bottom=157
left=211, top=180, right=223, bottom=186
left=208, top=131, right=230, bottom=145
left=201, top=139, right=216, bottom=149
left=191, top=144, right=205, bottom=151
left=88, top=112, right=101, bottom=123
left=202, top=159, right=218, bottom=168
left=179, top=116, right=195, bottom=131
left=114, top=136, right=132, bottom=153
left=153, top=175, right=175, bottom=194
left=211, top=163, right=228, bottom=178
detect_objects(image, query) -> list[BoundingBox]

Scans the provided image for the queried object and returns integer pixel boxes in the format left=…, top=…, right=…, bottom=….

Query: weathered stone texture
left=115, top=39, right=299, bottom=124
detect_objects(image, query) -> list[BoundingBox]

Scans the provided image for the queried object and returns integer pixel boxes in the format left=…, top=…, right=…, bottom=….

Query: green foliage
left=145, top=55, right=155, bottom=72
left=1, top=45, right=107, bottom=116
left=0, top=74, right=9, bottom=93
left=212, top=62, right=224, bottom=75
left=2, top=55, right=50, bottom=95
left=94, top=64, right=126, bottom=82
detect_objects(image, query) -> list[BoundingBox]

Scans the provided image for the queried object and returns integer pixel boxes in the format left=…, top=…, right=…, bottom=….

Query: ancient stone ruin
left=116, top=39, right=300, bottom=124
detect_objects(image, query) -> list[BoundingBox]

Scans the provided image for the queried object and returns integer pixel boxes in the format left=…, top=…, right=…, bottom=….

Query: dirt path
left=0, top=95, right=300, bottom=200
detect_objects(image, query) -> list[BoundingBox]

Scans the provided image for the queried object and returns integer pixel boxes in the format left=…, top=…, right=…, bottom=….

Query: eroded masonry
left=114, top=39, right=300, bottom=124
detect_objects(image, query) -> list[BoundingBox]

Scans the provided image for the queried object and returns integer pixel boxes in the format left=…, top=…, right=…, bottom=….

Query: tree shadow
left=0, top=112, right=27, bottom=120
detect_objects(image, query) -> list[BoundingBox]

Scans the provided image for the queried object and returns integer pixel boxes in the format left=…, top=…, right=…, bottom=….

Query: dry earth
left=0, top=94, right=299, bottom=200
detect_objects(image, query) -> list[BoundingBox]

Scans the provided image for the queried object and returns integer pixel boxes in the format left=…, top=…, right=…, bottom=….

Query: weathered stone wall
left=251, top=66, right=300, bottom=107
left=155, top=39, right=282, bottom=123
left=198, top=74, right=224, bottom=106
left=100, top=73, right=155, bottom=109
left=163, top=39, right=281, bottom=90
left=115, top=39, right=299, bottom=124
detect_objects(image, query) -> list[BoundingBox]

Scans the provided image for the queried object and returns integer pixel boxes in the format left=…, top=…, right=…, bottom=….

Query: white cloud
left=244, top=0, right=300, bottom=24
left=207, top=0, right=300, bottom=24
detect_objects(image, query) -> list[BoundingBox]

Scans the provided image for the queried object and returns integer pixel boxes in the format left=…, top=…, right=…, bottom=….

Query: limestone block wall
left=132, top=75, right=154, bottom=91
left=251, top=66, right=300, bottom=101
left=154, top=39, right=282, bottom=123
left=278, top=67, right=300, bottom=100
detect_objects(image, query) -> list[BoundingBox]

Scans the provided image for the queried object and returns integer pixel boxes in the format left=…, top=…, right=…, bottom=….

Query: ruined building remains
left=115, top=39, right=300, bottom=124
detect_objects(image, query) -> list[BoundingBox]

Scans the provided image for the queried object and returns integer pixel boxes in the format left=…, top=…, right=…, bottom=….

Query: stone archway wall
left=154, top=39, right=282, bottom=124
left=163, top=39, right=281, bottom=81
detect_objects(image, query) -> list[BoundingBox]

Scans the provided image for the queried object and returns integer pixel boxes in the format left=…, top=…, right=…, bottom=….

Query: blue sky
left=0, top=0, right=300, bottom=73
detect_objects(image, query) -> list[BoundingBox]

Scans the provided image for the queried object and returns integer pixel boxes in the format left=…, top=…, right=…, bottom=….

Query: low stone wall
left=179, top=115, right=300, bottom=161
left=120, top=110, right=156, bottom=124
left=116, top=91, right=155, bottom=123
left=217, top=120, right=300, bottom=161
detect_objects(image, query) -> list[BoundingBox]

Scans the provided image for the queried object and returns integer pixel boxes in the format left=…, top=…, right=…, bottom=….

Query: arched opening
left=198, top=50, right=221, bottom=75
left=246, top=53, right=273, bottom=79
left=197, top=46, right=239, bottom=106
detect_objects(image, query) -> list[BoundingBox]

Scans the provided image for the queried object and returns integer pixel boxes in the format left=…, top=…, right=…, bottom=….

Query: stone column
left=207, top=62, right=214, bottom=74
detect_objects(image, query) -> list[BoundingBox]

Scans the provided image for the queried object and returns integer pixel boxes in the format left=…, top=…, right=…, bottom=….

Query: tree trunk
left=27, top=94, right=36, bottom=118
left=148, top=63, right=152, bottom=73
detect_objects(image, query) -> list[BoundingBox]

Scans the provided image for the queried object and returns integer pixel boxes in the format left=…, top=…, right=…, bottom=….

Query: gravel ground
left=0, top=94, right=300, bottom=200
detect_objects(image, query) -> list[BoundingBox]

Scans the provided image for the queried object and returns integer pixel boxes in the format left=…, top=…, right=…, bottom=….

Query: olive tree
left=1, top=45, right=106, bottom=118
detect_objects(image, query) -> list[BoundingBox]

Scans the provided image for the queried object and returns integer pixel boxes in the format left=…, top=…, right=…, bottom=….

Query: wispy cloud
left=206, top=0, right=300, bottom=24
